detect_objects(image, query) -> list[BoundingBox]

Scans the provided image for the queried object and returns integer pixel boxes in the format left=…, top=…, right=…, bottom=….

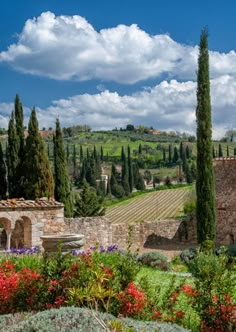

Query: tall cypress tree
left=72, top=144, right=77, bottom=179
left=121, top=152, right=130, bottom=195
left=53, top=119, right=73, bottom=217
left=127, top=145, right=134, bottom=192
left=227, top=145, right=229, bottom=157
left=14, top=94, right=24, bottom=158
left=7, top=112, right=19, bottom=198
left=218, top=143, right=223, bottom=157
left=80, top=145, right=83, bottom=162
left=163, top=148, right=166, bottom=162
left=22, top=108, right=54, bottom=199
left=0, top=142, right=7, bottom=199
left=196, top=28, right=215, bottom=245
left=179, top=142, right=183, bottom=160
left=172, top=146, right=179, bottom=163
left=168, top=144, right=172, bottom=163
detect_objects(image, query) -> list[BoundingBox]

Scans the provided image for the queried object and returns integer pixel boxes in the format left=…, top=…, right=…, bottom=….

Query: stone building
left=0, top=198, right=64, bottom=250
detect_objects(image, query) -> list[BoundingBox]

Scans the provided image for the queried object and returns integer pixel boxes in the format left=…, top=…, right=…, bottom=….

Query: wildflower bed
left=0, top=244, right=235, bottom=331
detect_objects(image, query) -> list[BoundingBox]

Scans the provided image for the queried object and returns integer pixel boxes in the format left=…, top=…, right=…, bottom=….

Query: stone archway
left=0, top=217, right=12, bottom=250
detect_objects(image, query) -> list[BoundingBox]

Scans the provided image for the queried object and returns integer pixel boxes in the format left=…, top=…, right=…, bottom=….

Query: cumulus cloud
left=1, top=76, right=236, bottom=139
left=1, top=11, right=236, bottom=83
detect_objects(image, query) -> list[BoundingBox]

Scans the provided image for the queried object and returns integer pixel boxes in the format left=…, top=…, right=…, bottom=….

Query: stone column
left=6, top=229, right=12, bottom=251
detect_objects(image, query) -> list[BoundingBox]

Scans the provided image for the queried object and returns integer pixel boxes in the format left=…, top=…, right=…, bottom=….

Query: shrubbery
left=138, top=252, right=170, bottom=271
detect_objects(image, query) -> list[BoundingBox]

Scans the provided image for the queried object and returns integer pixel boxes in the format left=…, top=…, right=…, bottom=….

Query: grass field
left=106, top=187, right=192, bottom=223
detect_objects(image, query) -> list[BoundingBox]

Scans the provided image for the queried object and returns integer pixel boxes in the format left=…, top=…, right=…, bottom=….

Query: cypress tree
left=53, top=119, right=73, bottom=217
left=179, top=142, right=183, bottom=160
left=138, top=144, right=142, bottom=155
left=218, top=143, right=223, bottom=157
left=0, top=142, right=7, bottom=199
left=172, top=146, right=179, bottom=163
left=74, top=180, right=105, bottom=217
left=121, top=153, right=130, bottom=196
left=22, top=108, right=54, bottom=199
left=7, top=112, right=18, bottom=198
left=14, top=94, right=25, bottom=197
left=100, top=146, right=104, bottom=162
left=227, top=145, right=229, bottom=157
left=66, top=144, right=70, bottom=163
left=186, top=145, right=191, bottom=159
left=163, top=148, right=166, bottom=162
left=72, top=144, right=77, bottom=179
left=80, top=145, right=83, bottom=162
left=14, top=94, right=24, bottom=158
left=196, top=28, right=215, bottom=245
left=212, top=146, right=216, bottom=159
left=234, top=147, right=236, bottom=156
left=168, top=144, right=172, bottom=163
left=106, top=175, right=111, bottom=196
left=127, top=145, right=134, bottom=192
left=121, top=146, right=125, bottom=162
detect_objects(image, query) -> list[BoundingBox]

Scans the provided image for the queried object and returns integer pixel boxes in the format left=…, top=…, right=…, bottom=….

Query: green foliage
left=53, top=119, right=73, bottom=217
left=22, top=108, right=54, bottom=199
left=196, top=28, right=216, bottom=244
left=7, top=112, right=19, bottom=198
left=135, top=173, right=145, bottom=190
left=111, top=183, right=125, bottom=198
left=0, top=141, right=7, bottom=199
left=74, top=181, right=105, bottom=217
left=2, top=307, right=189, bottom=332
left=138, top=252, right=170, bottom=271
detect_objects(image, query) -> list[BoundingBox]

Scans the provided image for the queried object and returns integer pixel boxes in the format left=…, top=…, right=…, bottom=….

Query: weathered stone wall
left=214, top=158, right=236, bottom=244
left=64, top=217, right=112, bottom=247
left=64, top=216, right=197, bottom=249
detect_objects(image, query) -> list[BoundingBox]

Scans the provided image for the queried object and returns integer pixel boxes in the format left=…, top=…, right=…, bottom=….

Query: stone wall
left=214, top=158, right=236, bottom=244
left=64, top=216, right=197, bottom=249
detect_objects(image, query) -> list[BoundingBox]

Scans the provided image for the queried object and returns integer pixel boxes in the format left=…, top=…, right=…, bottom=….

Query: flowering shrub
left=118, top=282, right=147, bottom=318
left=10, top=246, right=39, bottom=255
left=0, top=260, right=18, bottom=314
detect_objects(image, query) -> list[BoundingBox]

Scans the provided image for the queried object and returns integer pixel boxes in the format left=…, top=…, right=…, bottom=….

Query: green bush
left=179, top=247, right=197, bottom=264
left=2, top=307, right=190, bottom=332
left=138, top=252, right=170, bottom=271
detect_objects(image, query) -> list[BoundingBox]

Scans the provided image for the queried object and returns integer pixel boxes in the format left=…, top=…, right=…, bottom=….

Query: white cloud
left=1, top=11, right=236, bottom=83
left=1, top=76, right=235, bottom=139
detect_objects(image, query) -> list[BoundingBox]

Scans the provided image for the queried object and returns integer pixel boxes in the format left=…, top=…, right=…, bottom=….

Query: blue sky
left=1, top=0, right=236, bottom=137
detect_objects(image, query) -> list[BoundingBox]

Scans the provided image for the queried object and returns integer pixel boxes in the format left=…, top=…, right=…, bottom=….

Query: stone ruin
left=0, top=198, right=64, bottom=251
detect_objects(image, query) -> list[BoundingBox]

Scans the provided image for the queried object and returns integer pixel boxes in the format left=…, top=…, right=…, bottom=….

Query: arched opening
left=0, top=218, right=11, bottom=250
left=21, top=216, right=32, bottom=248
left=11, top=219, right=24, bottom=249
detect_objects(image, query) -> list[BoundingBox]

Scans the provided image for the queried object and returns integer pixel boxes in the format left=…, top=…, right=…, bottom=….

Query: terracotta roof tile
left=0, top=198, right=63, bottom=209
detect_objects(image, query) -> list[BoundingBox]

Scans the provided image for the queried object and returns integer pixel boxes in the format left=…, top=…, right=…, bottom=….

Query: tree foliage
left=74, top=181, right=105, bottom=217
left=53, top=119, right=73, bottom=217
left=196, top=28, right=215, bottom=244
left=22, top=108, right=54, bottom=199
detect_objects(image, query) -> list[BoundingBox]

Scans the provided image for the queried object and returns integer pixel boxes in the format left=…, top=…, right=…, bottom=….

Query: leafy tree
left=196, top=28, right=215, bottom=244
left=126, top=124, right=135, bottom=131
left=0, top=142, right=7, bottom=199
left=53, top=119, right=73, bottom=217
left=22, top=108, right=54, bottom=199
left=74, top=181, right=105, bottom=217
left=135, top=174, right=145, bottom=190
left=111, top=183, right=125, bottom=198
